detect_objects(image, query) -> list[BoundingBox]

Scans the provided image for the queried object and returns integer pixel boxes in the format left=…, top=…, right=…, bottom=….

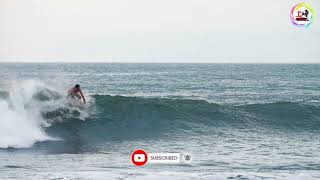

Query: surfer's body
left=67, top=84, right=86, bottom=104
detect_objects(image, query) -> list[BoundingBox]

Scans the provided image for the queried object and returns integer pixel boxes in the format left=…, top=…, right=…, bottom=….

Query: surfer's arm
left=67, top=89, right=71, bottom=97
left=79, top=89, right=86, bottom=103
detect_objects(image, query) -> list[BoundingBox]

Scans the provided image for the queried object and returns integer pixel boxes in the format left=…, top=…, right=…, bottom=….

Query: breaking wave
left=1, top=80, right=320, bottom=149
left=0, top=80, right=92, bottom=148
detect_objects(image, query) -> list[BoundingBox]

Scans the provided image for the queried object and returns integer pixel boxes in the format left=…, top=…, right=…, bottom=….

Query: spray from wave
left=0, top=80, right=92, bottom=148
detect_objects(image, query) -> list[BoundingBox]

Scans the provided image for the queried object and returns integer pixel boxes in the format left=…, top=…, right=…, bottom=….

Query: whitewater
left=0, top=79, right=92, bottom=148
left=0, top=63, right=320, bottom=180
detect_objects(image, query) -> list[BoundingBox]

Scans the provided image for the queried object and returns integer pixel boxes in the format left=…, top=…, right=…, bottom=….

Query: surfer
left=67, top=84, right=86, bottom=104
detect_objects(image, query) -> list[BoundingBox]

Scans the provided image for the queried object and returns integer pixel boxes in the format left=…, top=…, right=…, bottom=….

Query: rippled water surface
left=0, top=64, right=319, bottom=179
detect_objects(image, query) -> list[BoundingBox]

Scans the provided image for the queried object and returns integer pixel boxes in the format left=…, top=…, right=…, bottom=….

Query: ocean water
left=0, top=63, right=320, bottom=180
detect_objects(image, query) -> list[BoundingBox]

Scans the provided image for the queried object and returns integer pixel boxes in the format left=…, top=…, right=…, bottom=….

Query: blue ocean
left=0, top=63, right=319, bottom=179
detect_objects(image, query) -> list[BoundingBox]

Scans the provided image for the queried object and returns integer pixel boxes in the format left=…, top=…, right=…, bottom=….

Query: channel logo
left=290, top=2, right=316, bottom=27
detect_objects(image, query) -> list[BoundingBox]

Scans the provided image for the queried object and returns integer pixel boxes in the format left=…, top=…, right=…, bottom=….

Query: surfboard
left=67, top=96, right=84, bottom=108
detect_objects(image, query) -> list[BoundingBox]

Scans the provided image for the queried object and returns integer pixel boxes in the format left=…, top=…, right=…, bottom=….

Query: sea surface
left=0, top=63, right=320, bottom=179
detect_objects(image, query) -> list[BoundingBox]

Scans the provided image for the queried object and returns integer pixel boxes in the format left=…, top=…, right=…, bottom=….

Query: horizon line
left=0, top=61, right=319, bottom=64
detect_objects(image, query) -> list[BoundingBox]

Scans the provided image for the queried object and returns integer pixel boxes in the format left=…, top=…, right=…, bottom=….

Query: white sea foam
left=0, top=79, right=92, bottom=148
left=0, top=80, right=51, bottom=148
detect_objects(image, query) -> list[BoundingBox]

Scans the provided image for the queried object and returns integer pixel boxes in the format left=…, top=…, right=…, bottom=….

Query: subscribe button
left=131, top=149, right=191, bottom=166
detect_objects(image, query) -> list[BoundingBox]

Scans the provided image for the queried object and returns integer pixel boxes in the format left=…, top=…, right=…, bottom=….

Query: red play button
left=131, top=149, right=148, bottom=166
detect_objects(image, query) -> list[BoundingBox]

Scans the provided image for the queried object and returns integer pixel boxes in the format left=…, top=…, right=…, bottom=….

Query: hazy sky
left=0, top=0, right=319, bottom=63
